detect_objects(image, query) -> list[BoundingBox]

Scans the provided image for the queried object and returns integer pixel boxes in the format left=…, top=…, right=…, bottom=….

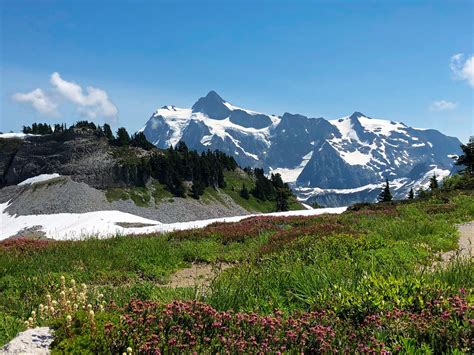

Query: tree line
left=22, top=121, right=154, bottom=150
left=240, top=168, right=293, bottom=211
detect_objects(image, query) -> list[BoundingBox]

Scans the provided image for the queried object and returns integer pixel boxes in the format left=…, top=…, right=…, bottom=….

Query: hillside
left=141, top=91, right=462, bottom=206
left=1, top=174, right=473, bottom=352
left=0, top=126, right=304, bottom=235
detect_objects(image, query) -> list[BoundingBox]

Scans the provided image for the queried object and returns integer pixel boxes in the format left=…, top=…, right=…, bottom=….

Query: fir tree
left=130, top=132, right=154, bottom=150
left=408, top=187, right=414, bottom=200
left=378, top=179, right=392, bottom=202
left=217, top=168, right=226, bottom=188
left=429, top=174, right=438, bottom=190
left=103, top=124, right=114, bottom=142
left=115, top=127, right=131, bottom=146
left=455, top=138, right=474, bottom=175
left=417, top=187, right=428, bottom=199
left=191, top=179, right=205, bottom=199
left=270, top=173, right=285, bottom=189
left=240, top=184, right=250, bottom=199
left=275, top=188, right=290, bottom=211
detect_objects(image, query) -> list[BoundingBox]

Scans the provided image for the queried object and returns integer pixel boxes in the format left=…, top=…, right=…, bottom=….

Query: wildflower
left=126, top=347, right=133, bottom=354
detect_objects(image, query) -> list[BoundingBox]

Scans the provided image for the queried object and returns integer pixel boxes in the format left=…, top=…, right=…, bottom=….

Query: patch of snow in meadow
left=0, top=201, right=346, bottom=241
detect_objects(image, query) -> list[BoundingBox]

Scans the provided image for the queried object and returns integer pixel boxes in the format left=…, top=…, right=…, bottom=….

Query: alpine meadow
left=1, top=1, right=473, bottom=354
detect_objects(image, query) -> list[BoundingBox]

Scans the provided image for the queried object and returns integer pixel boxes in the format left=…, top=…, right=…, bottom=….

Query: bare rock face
left=0, top=130, right=147, bottom=189
left=0, top=327, right=54, bottom=354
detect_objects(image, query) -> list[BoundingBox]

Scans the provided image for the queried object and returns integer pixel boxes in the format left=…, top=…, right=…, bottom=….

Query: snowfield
left=0, top=133, right=39, bottom=139
left=0, top=202, right=347, bottom=241
left=18, top=173, right=61, bottom=186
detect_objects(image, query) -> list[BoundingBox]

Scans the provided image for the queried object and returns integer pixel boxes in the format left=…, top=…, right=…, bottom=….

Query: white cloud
left=12, top=88, right=59, bottom=116
left=12, top=73, right=118, bottom=123
left=430, top=100, right=457, bottom=111
left=50, top=72, right=118, bottom=122
left=450, top=53, right=474, bottom=87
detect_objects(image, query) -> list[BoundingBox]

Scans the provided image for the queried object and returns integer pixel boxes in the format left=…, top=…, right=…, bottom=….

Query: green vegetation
left=104, top=169, right=303, bottom=212
left=1, top=179, right=473, bottom=351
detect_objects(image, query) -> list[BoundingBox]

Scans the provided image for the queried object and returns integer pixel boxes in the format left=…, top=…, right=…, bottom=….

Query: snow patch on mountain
left=269, top=150, right=314, bottom=183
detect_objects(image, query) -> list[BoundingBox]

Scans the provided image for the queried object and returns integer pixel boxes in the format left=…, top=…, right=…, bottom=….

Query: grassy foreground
left=0, top=181, right=473, bottom=352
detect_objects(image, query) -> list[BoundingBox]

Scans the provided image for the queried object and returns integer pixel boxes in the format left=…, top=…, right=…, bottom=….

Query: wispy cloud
left=430, top=100, right=457, bottom=111
left=12, top=88, right=59, bottom=116
left=12, top=73, right=118, bottom=123
left=450, top=53, right=474, bottom=87
left=50, top=72, right=118, bottom=121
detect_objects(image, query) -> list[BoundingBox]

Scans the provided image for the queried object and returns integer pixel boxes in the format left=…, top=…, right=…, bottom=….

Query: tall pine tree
left=455, top=138, right=474, bottom=175
left=378, top=179, right=392, bottom=202
left=429, top=174, right=438, bottom=190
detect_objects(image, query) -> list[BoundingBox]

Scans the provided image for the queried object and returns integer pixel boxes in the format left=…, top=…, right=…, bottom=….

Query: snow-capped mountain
left=140, top=91, right=462, bottom=206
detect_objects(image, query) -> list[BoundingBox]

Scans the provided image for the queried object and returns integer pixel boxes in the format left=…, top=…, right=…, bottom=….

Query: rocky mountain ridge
left=140, top=91, right=462, bottom=206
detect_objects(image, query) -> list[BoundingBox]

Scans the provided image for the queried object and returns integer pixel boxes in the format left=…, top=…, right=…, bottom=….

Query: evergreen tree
left=270, top=173, right=285, bottom=189
left=191, top=179, right=205, bottom=199
left=408, top=187, right=414, bottom=200
left=22, top=125, right=32, bottom=134
left=429, top=174, right=438, bottom=190
left=115, top=127, right=131, bottom=146
left=275, top=188, right=290, bottom=211
left=103, top=124, right=114, bottom=142
left=378, top=179, right=392, bottom=202
left=417, top=187, right=428, bottom=199
left=455, top=138, right=474, bottom=175
left=251, top=168, right=276, bottom=201
left=240, top=184, right=250, bottom=199
left=217, top=168, right=226, bottom=188
left=130, top=132, right=154, bottom=150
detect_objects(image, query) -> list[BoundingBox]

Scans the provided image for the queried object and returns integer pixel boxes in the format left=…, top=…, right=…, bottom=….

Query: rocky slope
left=140, top=91, right=462, bottom=206
left=0, top=129, right=132, bottom=188
left=0, top=130, right=260, bottom=224
left=0, top=176, right=249, bottom=227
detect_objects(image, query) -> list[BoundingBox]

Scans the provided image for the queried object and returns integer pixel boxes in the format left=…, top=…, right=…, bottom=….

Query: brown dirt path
left=437, top=221, right=473, bottom=266
left=167, top=262, right=233, bottom=289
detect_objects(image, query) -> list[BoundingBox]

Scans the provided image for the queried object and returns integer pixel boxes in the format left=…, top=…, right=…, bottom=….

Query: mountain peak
left=205, top=90, right=224, bottom=101
left=192, top=90, right=230, bottom=119
left=349, top=111, right=367, bottom=120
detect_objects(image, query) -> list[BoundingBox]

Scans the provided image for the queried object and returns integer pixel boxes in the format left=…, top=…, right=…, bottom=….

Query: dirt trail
left=438, top=221, right=473, bottom=266
left=167, top=263, right=233, bottom=289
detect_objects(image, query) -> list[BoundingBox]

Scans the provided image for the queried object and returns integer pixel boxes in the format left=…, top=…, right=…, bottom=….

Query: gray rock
left=0, top=327, right=54, bottom=355
left=0, top=177, right=249, bottom=224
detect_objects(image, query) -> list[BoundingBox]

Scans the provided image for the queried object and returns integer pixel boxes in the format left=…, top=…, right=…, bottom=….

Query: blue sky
left=1, top=0, right=473, bottom=142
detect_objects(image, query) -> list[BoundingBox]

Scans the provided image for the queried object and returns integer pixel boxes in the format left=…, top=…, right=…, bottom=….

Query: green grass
left=0, top=188, right=472, bottom=349
left=106, top=183, right=173, bottom=207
